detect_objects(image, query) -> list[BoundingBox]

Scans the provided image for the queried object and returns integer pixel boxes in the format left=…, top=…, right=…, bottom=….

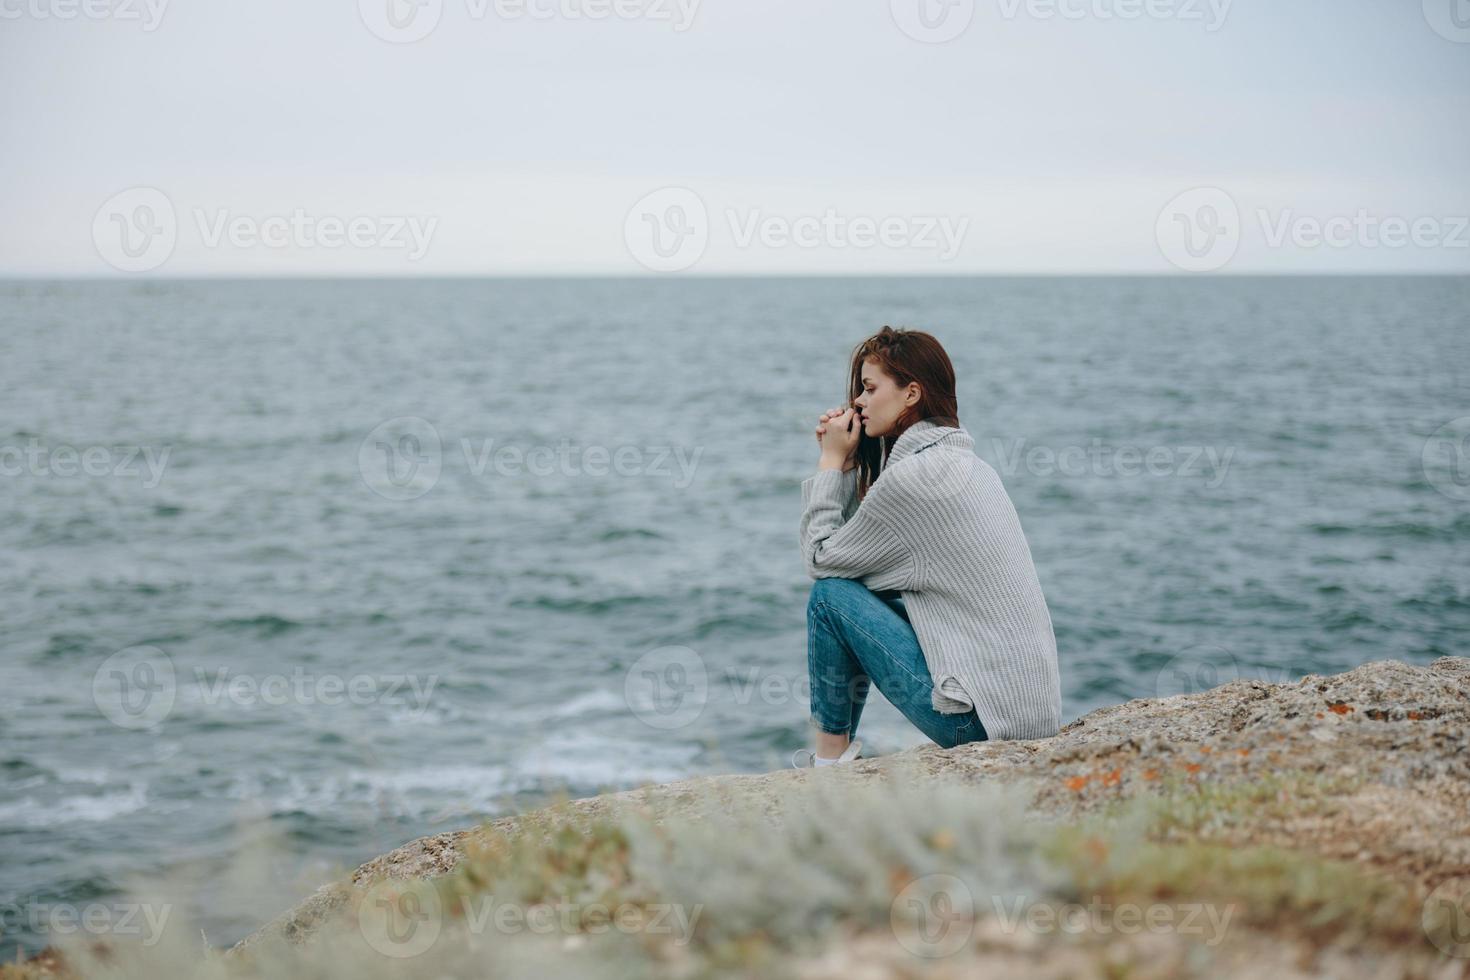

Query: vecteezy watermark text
left=890, top=0, right=1231, bottom=44
left=91, top=646, right=443, bottom=729
left=460, top=437, right=701, bottom=486
left=1156, top=187, right=1470, bottom=272
left=356, top=882, right=703, bottom=958
left=92, top=187, right=438, bottom=273
left=358, top=0, right=701, bottom=44
left=0, top=439, right=170, bottom=487
left=0, top=0, right=168, bottom=30
left=988, top=437, right=1235, bottom=488
left=726, top=209, right=970, bottom=261
left=624, top=646, right=947, bottom=731
left=458, top=894, right=702, bottom=944
left=193, top=209, right=436, bottom=259
left=358, top=417, right=703, bottom=501
left=1256, top=209, right=1470, bottom=252
left=1, top=901, right=174, bottom=948
left=990, top=894, right=1236, bottom=945
left=888, top=877, right=1236, bottom=960
left=192, top=667, right=439, bottom=716
left=623, top=188, right=973, bottom=272
left=996, top=0, right=1230, bottom=29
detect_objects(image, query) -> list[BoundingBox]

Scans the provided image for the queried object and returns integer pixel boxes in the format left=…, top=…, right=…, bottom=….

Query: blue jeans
left=807, top=578, right=988, bottom=749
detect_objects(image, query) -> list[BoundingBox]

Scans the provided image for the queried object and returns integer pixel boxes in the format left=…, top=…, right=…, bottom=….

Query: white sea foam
left=211, top=738, right=702, bottom=831
left=0, top=782, right=149, bottom=827
left=223, top=764, right=522, bottom=823
left=516, top=731, right=699, bottom=790
left=545, top=687, right=628, bottom=720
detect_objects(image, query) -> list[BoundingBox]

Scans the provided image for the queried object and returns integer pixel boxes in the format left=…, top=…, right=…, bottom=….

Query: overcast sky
left=2, top=0, right=1468, bottom=276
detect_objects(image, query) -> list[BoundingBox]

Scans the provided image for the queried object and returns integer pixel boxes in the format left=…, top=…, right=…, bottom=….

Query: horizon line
left=3, top=270, right=1468, bottom=284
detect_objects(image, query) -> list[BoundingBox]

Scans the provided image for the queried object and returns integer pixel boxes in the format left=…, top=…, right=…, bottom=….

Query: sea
left=1, top=275, right=1467, bottom=952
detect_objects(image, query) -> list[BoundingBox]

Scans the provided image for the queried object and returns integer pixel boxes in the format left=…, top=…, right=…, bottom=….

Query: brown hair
left=847, top=326, right=960, bottom=500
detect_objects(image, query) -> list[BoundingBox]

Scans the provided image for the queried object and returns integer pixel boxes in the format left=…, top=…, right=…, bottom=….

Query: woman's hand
left=815, top=407, right=860, bottom=471
left=812, top=406, right=848, bottom=446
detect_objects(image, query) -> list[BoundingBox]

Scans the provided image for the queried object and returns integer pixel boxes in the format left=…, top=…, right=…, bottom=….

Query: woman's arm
left=799, top=468, right=918, bottom=590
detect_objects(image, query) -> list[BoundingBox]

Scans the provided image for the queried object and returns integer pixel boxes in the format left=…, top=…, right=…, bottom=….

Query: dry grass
left=7, top=766, right=1452, bottom=980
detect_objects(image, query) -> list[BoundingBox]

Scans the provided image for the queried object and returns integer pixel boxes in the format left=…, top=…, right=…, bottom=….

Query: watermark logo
left=1156, top=187, right=1240, bottom=272
left=624, top=645, right=707, bottom=730
left=359, top=416, right=443, bottom=501
left=1423, top=876, right=1470, bottom=957
left=93, top=646, right=176, bottom=730
left=359, top=0, right=443, bottom=42
left=891, top=0, right=975, bottom=43
left=1154, top=644, right=1241, bottom=698
left=1423, top=0, right=1470, bottom=42
left=625, top=187, right=709, bottom=272
left=1423, top=416, right=1470, bottom=502
left=890, top=873, right=974, bottom=958
left=358, top=882, right=443, bottom=958
left=93, top=187, right=177, bottom=273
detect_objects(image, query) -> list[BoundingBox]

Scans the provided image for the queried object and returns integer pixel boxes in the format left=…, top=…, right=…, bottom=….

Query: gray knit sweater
left=799, top=419, right=1062, bottom=741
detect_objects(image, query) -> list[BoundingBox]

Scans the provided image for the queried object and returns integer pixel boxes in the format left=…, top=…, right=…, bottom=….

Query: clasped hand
left=813, top=407, right=859, bottom=472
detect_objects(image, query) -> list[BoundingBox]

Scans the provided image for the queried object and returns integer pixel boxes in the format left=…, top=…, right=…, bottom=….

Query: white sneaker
left=791, top=739, right=863, bottom=769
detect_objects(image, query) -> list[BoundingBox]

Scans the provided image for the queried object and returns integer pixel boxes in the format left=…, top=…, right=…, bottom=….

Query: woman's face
left=853, top=358, right=919, bottom=439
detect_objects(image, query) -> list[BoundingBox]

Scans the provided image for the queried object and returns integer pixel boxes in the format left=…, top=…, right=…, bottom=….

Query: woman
left=792, top=326, right=1062, bottom=768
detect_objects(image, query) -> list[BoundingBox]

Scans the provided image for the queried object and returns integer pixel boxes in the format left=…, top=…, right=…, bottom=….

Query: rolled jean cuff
left=808, top=713, right=849, bottom=737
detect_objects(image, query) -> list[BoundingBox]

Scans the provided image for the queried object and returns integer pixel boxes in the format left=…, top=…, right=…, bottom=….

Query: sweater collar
left=884, top=418, right=974, bottom=466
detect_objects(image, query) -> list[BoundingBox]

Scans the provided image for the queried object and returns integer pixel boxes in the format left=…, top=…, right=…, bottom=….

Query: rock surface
left=235, top=656, right=1470, bottom=954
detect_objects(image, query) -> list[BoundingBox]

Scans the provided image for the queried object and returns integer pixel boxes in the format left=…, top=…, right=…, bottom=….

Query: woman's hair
left=847, top=326, right=959, bottom=499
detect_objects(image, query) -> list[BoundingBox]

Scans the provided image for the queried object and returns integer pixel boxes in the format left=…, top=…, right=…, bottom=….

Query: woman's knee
left=807, top=577, right=864, bottom=616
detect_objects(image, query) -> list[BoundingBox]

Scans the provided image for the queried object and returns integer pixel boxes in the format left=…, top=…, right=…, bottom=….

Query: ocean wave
left=0, top=782, right=149, bottom=828
left=213, top=614, right=304, bottom=637
left=516, top=735, right=695, bottom=793
left=214, top=740, right=701, bottom=825
left=509, top=594, right=665, bottom=615
left=1307, top=520, right=1454, bottom=540
left=598, top=527, right=667, bottom=542
left=544, top=688, right=628, bottom=720
left=222, top=766, right=518, bottom=823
